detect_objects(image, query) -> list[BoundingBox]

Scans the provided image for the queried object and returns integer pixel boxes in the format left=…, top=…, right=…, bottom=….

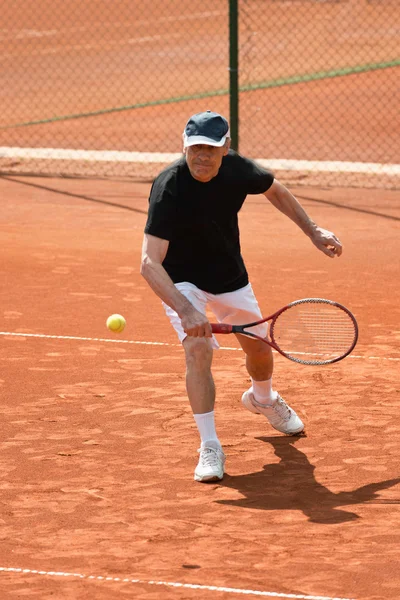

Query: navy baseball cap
left=183, top=110, right=230, bottom=147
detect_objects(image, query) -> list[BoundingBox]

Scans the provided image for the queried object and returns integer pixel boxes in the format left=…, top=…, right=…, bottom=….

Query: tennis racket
left=211, top=298, right=358, bottom=366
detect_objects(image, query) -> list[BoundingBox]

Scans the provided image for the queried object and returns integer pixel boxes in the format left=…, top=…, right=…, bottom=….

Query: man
left=141, top=110, right=342, bottom=483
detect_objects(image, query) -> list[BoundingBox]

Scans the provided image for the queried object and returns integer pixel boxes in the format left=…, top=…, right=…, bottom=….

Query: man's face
left=184, top=141, right=230, bottom=183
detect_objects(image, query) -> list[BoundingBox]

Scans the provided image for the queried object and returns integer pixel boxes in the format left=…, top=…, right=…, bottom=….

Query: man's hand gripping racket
left=211, top=298, right=358, bottom=366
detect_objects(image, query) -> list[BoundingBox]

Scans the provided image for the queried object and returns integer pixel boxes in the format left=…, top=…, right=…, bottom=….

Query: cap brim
left=183, top=133, right=229, bottom=148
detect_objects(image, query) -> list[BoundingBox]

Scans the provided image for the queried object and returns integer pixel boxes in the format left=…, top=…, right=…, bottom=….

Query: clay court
left=1, top=1, right=400, bottom=599
left=1, top=176, right=399, bottom=600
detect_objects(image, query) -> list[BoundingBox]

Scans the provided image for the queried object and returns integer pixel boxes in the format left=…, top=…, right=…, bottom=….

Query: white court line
left=0, top=32, right=190, bottom=59
left=0, top=12, right=224, bottom=41
left=0, top=566, right=355, bottom=600
left=0, top=331, right=181, bottom=347
left=0, top=331, right=399, bottom=362
left=0, top=11, right=226, bottom=59
left=1, top=147, right=399, bottom=176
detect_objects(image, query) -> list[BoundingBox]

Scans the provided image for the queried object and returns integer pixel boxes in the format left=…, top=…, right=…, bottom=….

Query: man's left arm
left=263, top=179, right=342, bottom=258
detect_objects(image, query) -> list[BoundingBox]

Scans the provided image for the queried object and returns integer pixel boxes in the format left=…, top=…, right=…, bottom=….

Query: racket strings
left=272, top=305, right=357, bottom=359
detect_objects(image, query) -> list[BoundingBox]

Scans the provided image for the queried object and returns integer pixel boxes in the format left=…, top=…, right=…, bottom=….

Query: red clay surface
left=0, top=175, right=400, bottom=599
left=1, top=2, right=400, bottom=598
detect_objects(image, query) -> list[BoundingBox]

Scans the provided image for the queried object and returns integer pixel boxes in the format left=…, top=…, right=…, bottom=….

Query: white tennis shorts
left=162, top=281, right=268, bottom=349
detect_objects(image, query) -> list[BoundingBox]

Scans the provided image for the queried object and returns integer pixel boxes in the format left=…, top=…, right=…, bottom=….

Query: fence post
left=229, top=0, right=239, bottom=151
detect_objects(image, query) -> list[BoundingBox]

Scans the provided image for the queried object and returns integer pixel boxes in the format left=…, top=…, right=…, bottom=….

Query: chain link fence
left=1, top=0, right=399, bottom=188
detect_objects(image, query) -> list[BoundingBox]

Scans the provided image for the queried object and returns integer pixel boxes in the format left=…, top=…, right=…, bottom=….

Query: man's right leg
left=183, top=336, right=225, bottom=482
left=162, top=283, right=225, bottom=482
left=183, top=336, right=215, bottom=415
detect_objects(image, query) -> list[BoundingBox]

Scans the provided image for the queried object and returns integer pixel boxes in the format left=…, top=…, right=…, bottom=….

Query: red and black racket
left=211, top=298, right=358, bottom=366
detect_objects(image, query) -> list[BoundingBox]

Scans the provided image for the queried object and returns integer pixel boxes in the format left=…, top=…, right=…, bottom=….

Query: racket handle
left=211, top=323, right=233, bottom=334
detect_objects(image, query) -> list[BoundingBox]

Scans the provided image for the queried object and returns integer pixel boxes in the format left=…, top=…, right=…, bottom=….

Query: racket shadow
left=217, top=436, right=400, bottom=524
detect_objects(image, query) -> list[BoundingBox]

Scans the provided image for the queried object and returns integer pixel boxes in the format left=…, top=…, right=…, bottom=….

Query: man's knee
left=183, top=336, right=213, bottom=368
left=238, top=336, right=271, bottom=359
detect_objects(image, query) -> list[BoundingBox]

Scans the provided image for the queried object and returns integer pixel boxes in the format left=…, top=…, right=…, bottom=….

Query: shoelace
left=252, top=394, right=292, bottom=422
left=273, top=396, right=292, bottom=421
left=198, top=447, right=222, bottom=467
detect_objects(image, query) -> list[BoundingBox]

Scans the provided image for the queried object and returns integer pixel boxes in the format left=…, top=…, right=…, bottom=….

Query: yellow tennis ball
left=106, top=314, right=126, bottom=333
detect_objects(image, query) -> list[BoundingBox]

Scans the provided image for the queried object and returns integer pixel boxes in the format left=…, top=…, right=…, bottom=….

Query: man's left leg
left=236, top=334, right=304, bottom=435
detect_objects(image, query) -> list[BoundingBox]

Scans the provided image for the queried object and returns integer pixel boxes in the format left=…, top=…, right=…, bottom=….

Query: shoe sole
left=194, top=474, right=224, bottom=482
left=283, top=426, right=305, bottom=436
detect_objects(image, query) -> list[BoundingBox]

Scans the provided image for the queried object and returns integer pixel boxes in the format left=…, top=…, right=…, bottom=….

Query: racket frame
left=211, top=298, right=359, bottom=365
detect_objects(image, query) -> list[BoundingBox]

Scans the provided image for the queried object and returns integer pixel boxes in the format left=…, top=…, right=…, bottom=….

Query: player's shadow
left=218, top=436, right=400, bottom=524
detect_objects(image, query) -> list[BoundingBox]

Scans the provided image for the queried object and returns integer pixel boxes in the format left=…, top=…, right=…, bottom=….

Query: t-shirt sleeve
left=235, top=153, right=274, bottom=195
left=144, top=171, right=177, bottom=240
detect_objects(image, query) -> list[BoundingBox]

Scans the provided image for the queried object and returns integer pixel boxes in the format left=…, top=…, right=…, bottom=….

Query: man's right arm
left=140, top=233, right=212, bottom=337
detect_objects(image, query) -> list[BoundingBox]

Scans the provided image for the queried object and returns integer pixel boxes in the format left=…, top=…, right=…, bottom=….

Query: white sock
left=193, top=411, right=221, bottom=447
left=251, top=378, right=278, bottom=404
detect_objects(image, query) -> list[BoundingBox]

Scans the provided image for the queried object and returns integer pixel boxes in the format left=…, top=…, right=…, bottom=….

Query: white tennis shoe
left=242, top=389, right=304, bottom=435
left=194, top=441, right=226, bottom=482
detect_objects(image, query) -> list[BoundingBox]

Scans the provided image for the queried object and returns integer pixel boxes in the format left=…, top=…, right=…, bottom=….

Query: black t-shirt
left=144, top=150, right=274, bottom=294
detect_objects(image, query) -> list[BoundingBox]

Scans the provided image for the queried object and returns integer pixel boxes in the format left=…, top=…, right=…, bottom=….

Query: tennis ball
left=106, top=314, right=126, bottom=333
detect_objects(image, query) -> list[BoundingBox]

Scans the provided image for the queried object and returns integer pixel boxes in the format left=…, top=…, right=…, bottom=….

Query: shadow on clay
left=217, top=435, right=400, bottom=524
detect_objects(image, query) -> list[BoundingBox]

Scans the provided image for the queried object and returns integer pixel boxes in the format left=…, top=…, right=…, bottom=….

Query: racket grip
left=211, top=323, right=233, bottom=334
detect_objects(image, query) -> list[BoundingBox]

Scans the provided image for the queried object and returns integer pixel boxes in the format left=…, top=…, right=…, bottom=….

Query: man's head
left=183, top=111, right=231, bottom=182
